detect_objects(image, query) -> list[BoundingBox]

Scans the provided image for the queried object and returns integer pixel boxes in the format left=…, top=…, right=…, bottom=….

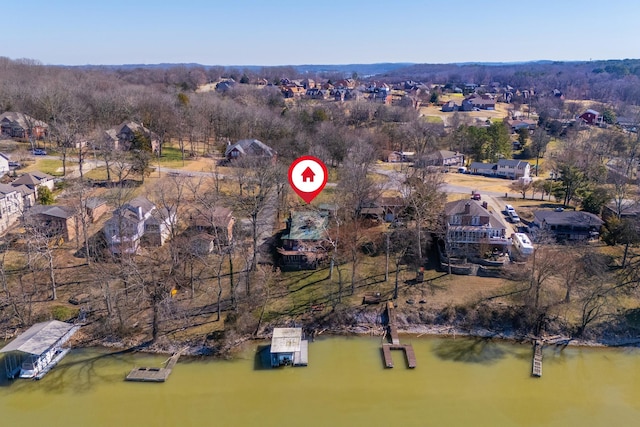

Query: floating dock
left=125, top=350, right=183, bottom=382
left=381, top=302, right=416, bottom=369
left=532, top=340, right=543, bottom=377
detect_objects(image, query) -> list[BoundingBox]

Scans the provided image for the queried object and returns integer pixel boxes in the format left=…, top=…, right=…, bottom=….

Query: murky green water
left=1, top=336, right=640, bottom=426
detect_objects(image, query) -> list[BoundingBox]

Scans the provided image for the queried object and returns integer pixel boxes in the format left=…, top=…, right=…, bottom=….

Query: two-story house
left=278, top=210, right=329, bottom=270
left=11, top=171, right=55, bottom=202
left=103, top=122, right=159, bottom=152
left=0, top=153, right=9, bottom=176
left=103, top=197, right=174, bottom=254
left=0, top=184, right=24, bottom=235
left=0, top=112, right=48, bottom=139
left=444, top=199, right=509, bottom=255
left=185, top=207, right=235, bottom=255
left=496, top=159, right=530, bottom=180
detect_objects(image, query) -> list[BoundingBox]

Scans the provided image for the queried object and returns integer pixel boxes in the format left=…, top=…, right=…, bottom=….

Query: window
left=471, top=216, right=480, bottom=226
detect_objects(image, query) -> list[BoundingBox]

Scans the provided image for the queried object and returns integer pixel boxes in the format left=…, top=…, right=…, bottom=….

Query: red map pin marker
left=288, top=156, right=328, bottom=204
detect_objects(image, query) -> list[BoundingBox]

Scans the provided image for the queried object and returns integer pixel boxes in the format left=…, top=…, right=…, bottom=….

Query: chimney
left=482, top=201, right=488, bottom=210
left=464, top=202, right=471, bottom=214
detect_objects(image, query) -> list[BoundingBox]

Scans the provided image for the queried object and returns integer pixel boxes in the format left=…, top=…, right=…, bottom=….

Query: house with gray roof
left=418, top=150, right=464, bottom=168
left=0, top=112, right=48, bottom=139
left=444, top=199, right=509, bottom=255
left=0, top=183, right=24, bottom=235
left=103, top=196, right=174, bottom=254
left=497, top=159, right=530, bottom=180
left=532, top=210, right=603, bottom=241
left=225, top=139, right=277, bottom=164
left=102, top=121, right=159, bottom=152
left=26, top=205, right=78, bottom=242
left=469, top=162, right=497, bottom=176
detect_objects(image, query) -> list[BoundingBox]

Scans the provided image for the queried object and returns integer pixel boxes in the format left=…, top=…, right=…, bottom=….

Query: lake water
left=1, top=336, right=640, bottom=426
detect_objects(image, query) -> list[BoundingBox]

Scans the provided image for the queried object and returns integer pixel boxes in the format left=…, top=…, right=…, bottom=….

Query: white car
left=508, top=210, right=520, bottom=223
left=505, top=204, right=515, bottom=214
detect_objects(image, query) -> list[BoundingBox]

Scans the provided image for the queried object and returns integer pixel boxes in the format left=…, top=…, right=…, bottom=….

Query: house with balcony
left=532, top=210, right=603, bottom=241
left=278, top=210, right=329, bottom=270
left=103, top=196, right=174, bottom=254
left=444, top=199, right=509, bottom=256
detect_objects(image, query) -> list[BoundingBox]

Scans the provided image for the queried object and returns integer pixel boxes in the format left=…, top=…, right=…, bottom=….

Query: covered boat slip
left=270, top=328, right=308, bottom=367
left=1, top=320, right=80, bottom=379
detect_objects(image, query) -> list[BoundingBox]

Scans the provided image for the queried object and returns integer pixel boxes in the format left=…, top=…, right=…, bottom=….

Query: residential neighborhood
left=0, top=55, right=640, bottom=427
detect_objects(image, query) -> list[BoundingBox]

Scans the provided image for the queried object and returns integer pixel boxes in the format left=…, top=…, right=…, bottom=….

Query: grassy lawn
left=424, top=116, right=444, bottom=124
left=23, top=158, right=64, bottom=176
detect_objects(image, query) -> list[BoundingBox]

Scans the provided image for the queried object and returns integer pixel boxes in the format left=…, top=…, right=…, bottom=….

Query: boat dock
left=381, top=302, right=416, bottom=369
left=125, top=350, right=184, bottom=382
left=532, top=340, right=543, bottom=377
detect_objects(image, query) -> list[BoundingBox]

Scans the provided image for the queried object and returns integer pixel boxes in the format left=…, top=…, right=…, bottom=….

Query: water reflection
left=432, top=337, right=508, bottom=364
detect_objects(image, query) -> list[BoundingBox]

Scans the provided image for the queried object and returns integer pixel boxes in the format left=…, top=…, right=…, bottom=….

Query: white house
left=0, top=153, right=9, bottom=175
left=497, top=159, right=530, bottom=180
left=0, top=183, right=24, bottom=235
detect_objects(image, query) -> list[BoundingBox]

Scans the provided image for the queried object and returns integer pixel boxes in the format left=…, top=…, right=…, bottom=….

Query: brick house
left=0, top=112, right=48, bottom=139
left=27, top=205, right=78, bottom=242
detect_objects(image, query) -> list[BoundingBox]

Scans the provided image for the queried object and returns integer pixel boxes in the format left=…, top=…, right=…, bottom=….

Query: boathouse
left=1, top=320, right=79, bottom=379
left=270, top=328, right=308, bottom=367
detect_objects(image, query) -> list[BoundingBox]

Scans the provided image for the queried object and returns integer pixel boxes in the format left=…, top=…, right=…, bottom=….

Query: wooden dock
left=532, top=340, right=543, bottom=377
left=380, top=302, right=416, bottom=369
left=125, top=350, right=184, bottom=383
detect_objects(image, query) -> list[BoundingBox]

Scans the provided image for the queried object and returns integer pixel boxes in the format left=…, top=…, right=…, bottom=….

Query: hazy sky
left=5, top=0, right=640, bottom=66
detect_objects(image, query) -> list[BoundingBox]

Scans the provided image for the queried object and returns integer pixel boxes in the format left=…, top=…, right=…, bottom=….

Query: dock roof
left=270, top=328, right=302, bottom=354
left=0, top=320, right=76, bottom=356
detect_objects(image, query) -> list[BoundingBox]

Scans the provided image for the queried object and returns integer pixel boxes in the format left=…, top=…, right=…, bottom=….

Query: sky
left=4, top=0, right=640, bottom=66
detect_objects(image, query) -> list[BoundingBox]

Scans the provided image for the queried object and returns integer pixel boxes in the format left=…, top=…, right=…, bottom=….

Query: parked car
left=32, top=148, right=47, bottom=155
left=471, top=190, right=481, bottom=200
left=508, top=210, right=520, bottom=223
left=8, top=161, right=21, bottom=168
left=505, top=204, right=515, bottom=214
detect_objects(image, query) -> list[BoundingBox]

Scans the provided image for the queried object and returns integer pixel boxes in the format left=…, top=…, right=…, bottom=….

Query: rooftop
left=0, top=320, right=76, bottom=356
left=270, top=328, right=302, bottom=354
left=282, top=211, right=328, bottom=241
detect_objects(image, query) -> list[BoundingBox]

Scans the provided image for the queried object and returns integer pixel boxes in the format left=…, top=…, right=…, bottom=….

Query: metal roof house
left=270, top=328, right=308, bottom=367
left=1, top=320, right=79, bottom=379
left=278, top=210, right=329, bottom=270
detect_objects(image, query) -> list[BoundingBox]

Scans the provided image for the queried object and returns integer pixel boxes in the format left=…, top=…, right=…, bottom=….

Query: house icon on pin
left=301, top=166, right=315, bottom=182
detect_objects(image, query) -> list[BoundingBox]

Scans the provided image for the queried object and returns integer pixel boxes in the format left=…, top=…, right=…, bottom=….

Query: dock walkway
left=125, top=349, right=185, bottom=383
left=381, top=302, right=416, bottom=369
left=532, top=340, right=543, bottom=377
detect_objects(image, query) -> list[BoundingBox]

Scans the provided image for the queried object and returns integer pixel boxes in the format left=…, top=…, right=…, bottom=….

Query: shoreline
left=67, top=322, right=640, bottom=358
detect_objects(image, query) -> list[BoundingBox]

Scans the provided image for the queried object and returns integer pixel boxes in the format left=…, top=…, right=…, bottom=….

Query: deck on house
left=125, top=351, right=183, bottom=382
